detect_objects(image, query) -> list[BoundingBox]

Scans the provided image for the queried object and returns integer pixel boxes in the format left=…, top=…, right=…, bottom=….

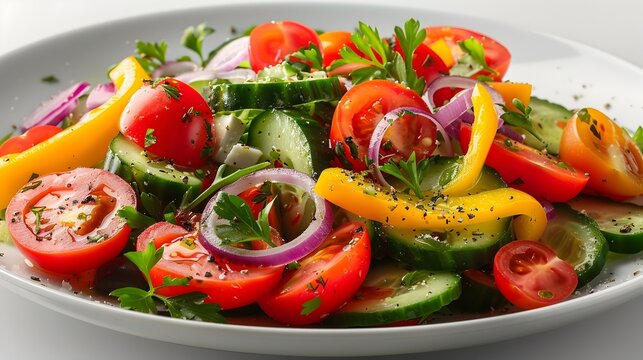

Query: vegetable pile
left=1, top=18, right=642, bottom=327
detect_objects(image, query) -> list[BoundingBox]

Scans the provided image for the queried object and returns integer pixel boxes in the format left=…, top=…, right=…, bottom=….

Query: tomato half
left=426, top=26, right=511, bottom=81
left=559, top=108, right=643, bottom=200
left=329, top=80, right=435, bottom=171
left=136, top=222, right=284, bottom=310
left=319, top=31, right=359, bottom=68
left=6, top=168, right=135, bottom=274
left=493, top=240, right=578, bottom=310
left=460, top=124, right=589, bottom=202
left=249, top=20, right=321, bottom=72
left=0, top=125, right=62, bottom=156
left=258, top=221, right=371, bottom=325
left=120, top=78, right=214, bottom=168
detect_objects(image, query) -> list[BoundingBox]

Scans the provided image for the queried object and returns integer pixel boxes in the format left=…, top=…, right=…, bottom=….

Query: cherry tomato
left=319, top=31, right=359, bottom=68
left=426, top=26, right=511, bottom=81
left=258, top=221, right=371, bottom=325
left=329, top=80, right=435, bottom=171
left=493, top=240, right=578, bottom=310
left=459, top=124, right=589, bottom=202
left=136, top=222, right=284, bottom=310
left=120, top=78, right=214, bottom=168
left=6, top=168, right=135, bottom=274
left=249, top=20, right=321, bottom=72
left=0, top=125, right=62, bottom=156
left=559, top=108, right=643, bottom=200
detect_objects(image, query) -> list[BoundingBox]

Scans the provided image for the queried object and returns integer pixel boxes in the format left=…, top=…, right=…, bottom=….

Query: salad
left=0, top=18, right=642, bottom=328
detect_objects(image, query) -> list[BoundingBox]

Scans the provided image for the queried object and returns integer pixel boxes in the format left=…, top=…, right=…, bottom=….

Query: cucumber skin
left=105, top=135, right=202, bottom=206
left=208, top=77, right=345, bottom=112
left=451, top=271, right=507, bottom=313
left=519, top=96, right=573, bottom=155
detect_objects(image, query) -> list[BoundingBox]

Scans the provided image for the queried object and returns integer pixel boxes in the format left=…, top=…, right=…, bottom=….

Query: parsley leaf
left=41, top=75, right=59, bottom=84
left=290, top=43, right=324, bottom=70
left=214, top=193, right=276, bottom=247
left=135, top=40, right=168, bottom=72
left=390, top=19, right=426, bottom=95
left=633, top=126, right=643, bottom=153
left=379, top=151, right=432, bottom=198
left=181, top=23, right=215, bottom=67
left=30, top=206, right=46, bottom=234
left=0, top=131, right=14, bottom=147
left=300, top=296, right=322, bottom=315
left=450, top=38, right=498, bottom=77
left=110, top=242, right=226, bottom=323
left=116, top=206, right=156, bottom=229
left=401, top=270, right=431, bottom=287
left=500, top=99, right=543, bottom=142
left=144, top=128, right=156, bottom=147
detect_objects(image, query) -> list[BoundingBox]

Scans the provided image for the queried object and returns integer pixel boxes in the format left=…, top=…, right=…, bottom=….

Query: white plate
left=1, top=2, right=642, bottom=357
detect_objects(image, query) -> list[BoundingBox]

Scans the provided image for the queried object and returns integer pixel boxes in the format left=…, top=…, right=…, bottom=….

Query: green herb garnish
left=633, top=126, right=643, bottom=153
left=500, top=99, right=543, bottom=142
left=379, top=151, right=431, bottom=198
left=30, top=206, right=46, bottom=234
left=181, top=23, right=215, bottom=67
left=300, top=296, right=322, bottom=315
left=41, top=75, right=59, bottom=84
left=290, top=43, right=324, bottom=70
left=135, top=40, right=168, bottom=72
left=214, top=193, right=277, bottom=247
left=20, top=180, right=42, bottom=193
left=450, top=38, right=498, bottom=77
left=144, top=128, right=156, bottom=147
left=116, top=206, right=156, bottom=229
left=0, top=131, right=13, bottom=147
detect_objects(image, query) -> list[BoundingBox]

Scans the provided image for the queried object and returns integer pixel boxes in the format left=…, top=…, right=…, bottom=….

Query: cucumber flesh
left=105, top=134, right=202, bottom=205
left=569, top=196, right=643, bottom=254
left=452, top=269, right=507, bottom=313
left=539, top=203, right=608, bottom=287
left=326, top=263, right=461, bottom=327
left=516, top=97, right=573, bottom=155
left=246, top=109, right=330, bottom=178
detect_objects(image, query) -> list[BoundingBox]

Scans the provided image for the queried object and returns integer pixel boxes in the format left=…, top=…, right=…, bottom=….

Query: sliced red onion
left=86, top=82, right=116, bottom=110
left=205, top=36, right=250, bottom=72
left=175, top=68, right=256, bottom=84
left=539, top=199, right=556, bottom=220
left=367, top=107, right=453, bottom=187
left=199, top=168, right=333, bottom=267
left=425, top=75, right=504, bottom=109
left=498, top=125, right=526, bottom=143
left=432, top=88, right=473, bottom=129
left=21, top=81, right=90, bottom=132
left=151, top=60, right=199, bottom=79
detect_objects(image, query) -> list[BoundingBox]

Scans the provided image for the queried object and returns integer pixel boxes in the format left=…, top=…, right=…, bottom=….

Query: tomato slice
left=0, top=125, right=62, bottom=156
left=319, top=31, right=359, bottom=68
left=249, top=20, right=321, bottom=72
left=559, top=108, right=643, bottom=200
left=329, top=79, right=435, bottom=171
left=119, top=78, right=214, bottom=168
left=6, top=168, right=135, bottom=274
left=493, top=240, right=578, bottom=310
left=459, top=124, right=589, bottom=202
left=426, top=26, right=511, bottom=81
left=136, top=222, right=284, bottom=310
left=257, top=221, right=371, bottom=325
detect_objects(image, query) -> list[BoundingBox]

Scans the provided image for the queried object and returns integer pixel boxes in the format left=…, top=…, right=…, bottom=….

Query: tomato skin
left=394, top=39, right=449, bottom=88
left=120, top=78, right=214, bottom=168
left=0, top=125, right=62, bottom=156
left=329, top=80, right=434, bottom=171
left=426, top=26, right=511, bottom=81
left=493, top=240, right=578, bottom=310
left=136, top=222, right=284, bottom=310
left=258, top=221, right=371, bottom=325
left=249, top=20, right=321, bottom=72
left=319, top=31, right=358, bottom=68
left=459, top=124, right=589, bottom=202
left=559, top=108, right=643, bottom=200
left=6, top=168, right=135, bottom=274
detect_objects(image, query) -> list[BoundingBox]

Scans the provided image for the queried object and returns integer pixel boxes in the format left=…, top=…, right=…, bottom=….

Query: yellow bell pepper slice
left=315, top=168, right=547, bottom=241
left=488, top=82, right=532, bottom=112
left=441, top=83, right=498, bottom=196
left=0, top=56, right=149, bottom=209
left=428, top=38, right=455, bottom=68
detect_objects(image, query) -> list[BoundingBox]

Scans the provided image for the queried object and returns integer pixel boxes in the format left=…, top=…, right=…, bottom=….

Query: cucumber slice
left=208, top=77, right=344, bottom=112
left=517, top=97, right=573, bottom=155
left=384, top=156, right=512, bottom=271
left=246, top=109, right=331, bottom=178
left=105, top=134, right=202, bottom=205
left=539, top=203, right=608, bottom=287
left=326, top=263, right=461, bottom=327
left=452, top=269, right=507, bottom=313
left=569, top=196, right=643, bottom=254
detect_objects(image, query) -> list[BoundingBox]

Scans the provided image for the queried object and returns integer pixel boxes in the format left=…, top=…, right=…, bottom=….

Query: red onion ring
left=199, top=168, right=333, bottom=267
left=538, top=199, right=557, bottom=220
left=367, top=107, right=453, bottom=187
left=21, top=82, right=90, bottom=132
left=151, top=60, right=199, bottom=79
left=205, top=36, right=250, bottom=73
left=425, top=75, right=504, bottom=109
left=86, top=82, right=116, bottom=110
left=175, top=68, right=256, bottom=84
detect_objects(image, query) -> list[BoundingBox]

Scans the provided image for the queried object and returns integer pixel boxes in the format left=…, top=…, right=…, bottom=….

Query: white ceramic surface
left=1, top=2, right=642, bottom=357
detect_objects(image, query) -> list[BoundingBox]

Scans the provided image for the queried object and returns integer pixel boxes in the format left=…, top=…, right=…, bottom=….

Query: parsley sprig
left=329, top=19, right=426, bottom=95
left=110, top=242, right=226, bottom=322
left=500, top=98, right=543, bottom=142
left=214, top=193, right=277, bottom=247
left=632, top=126, right=643, bottom=153
left=181, top=23, right=215, bottom=67
left=379, top=152, right=431, bottom=198
left=450, top=38, right=498, bottom=78
left=135, top=40, right=168, bottom=73
left=290, top=43, right=324, bottom=70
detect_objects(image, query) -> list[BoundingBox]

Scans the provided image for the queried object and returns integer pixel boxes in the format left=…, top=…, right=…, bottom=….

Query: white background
left=1, top=0, right=642, bottom=359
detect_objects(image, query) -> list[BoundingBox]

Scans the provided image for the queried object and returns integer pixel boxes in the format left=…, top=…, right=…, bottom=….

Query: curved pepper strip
left=0, top=56, right=149, bottom=209
left=441, top=83, right=498, bottom=196
left=315, top=168, right=547, bottom=241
